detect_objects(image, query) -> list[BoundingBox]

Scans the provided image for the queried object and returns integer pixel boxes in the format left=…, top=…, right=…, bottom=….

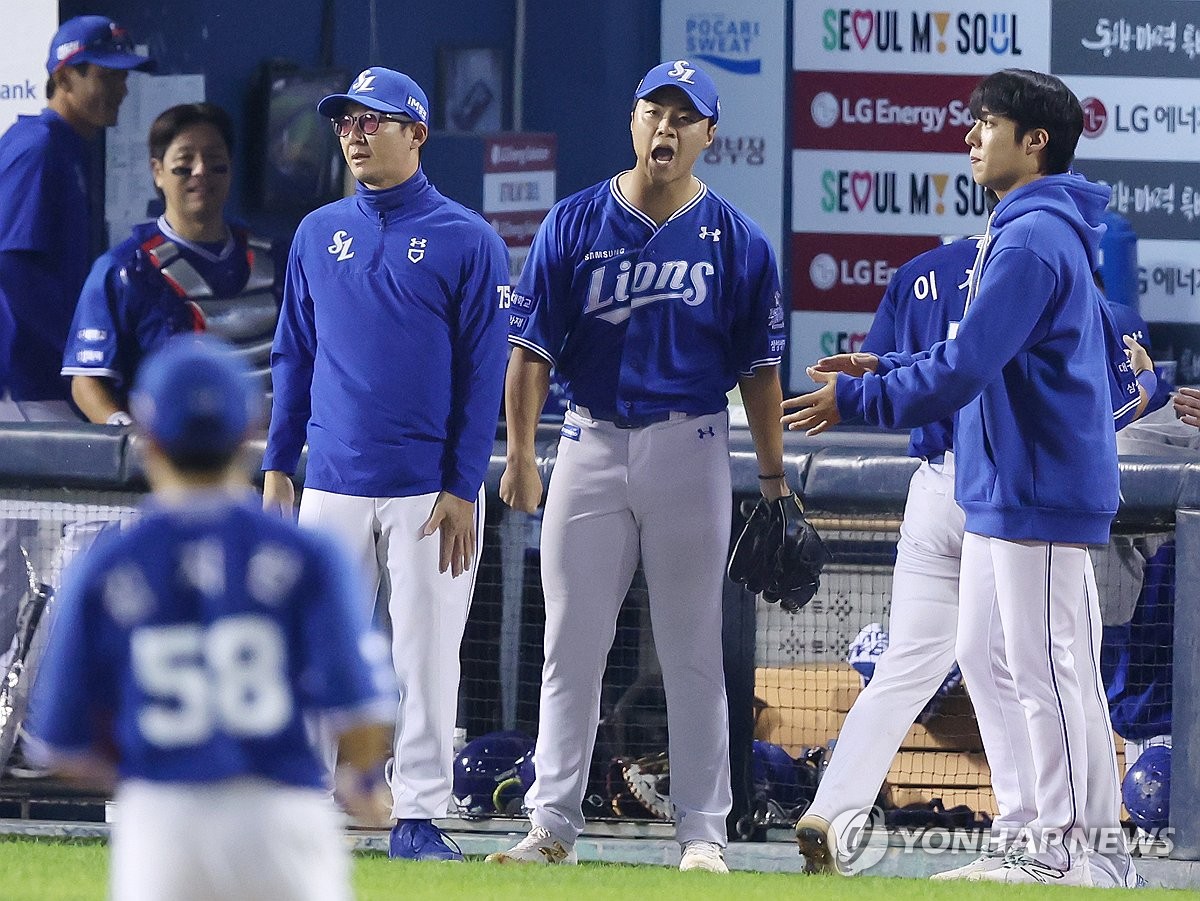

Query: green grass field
left=3, top=837, right=1195, bottom=900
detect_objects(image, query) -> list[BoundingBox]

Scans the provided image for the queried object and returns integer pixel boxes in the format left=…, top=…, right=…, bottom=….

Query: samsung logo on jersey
left=583, top=258, right=715, bottom=325
left=584, top=248, right=628, bottom=262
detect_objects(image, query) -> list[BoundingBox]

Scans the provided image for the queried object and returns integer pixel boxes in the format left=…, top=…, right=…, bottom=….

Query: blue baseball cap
left=131, top=336, right=259, bottom=460
left=47, top=16, right=154, bottom=75
left=634, top=60, right=720, bottom=123
left=317, top=67, right=430, bottom=125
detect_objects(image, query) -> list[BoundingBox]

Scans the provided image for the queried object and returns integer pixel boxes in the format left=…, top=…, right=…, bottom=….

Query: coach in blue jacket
left=262, top=67, right=509, bottom=862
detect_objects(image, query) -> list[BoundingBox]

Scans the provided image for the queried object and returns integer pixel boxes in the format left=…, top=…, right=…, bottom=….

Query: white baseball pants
left=526, top=408, right=733, bottom=845
left=957, top=534, right=1131, bottom=881
left=111, top=777, right=350, bottom=901
left=299, top=488, right=482, bottom=820
left=810, top=455, right=1034, bottom=835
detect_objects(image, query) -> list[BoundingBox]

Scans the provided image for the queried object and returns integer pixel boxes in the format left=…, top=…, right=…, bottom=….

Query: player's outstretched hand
left=262, top=470, right=296, bottom=517
left=780, top=369, right=842, bottom=436
left=421, top=492, right=476, bottom=577
left=811, top=352, right=879, bottom=377
left=1174, top=386, right=1200, bottom=429
left=499, top=457, right=543, bottom=513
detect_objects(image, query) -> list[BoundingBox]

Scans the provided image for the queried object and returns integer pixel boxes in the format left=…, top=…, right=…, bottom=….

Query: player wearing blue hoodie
left=784, top=70, right=1128, bottom=887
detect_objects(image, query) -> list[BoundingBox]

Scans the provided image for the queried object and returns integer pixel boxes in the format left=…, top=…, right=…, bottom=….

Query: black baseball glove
left=728, top=494, right=829, bottom=613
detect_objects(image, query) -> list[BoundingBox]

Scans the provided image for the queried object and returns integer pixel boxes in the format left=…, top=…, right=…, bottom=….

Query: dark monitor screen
left=252, top=67, right=346, bottom=215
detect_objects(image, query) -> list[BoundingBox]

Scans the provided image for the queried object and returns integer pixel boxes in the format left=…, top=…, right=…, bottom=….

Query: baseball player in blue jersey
left=63, top=103, right=278, bottom=424
left=26, top=336, right=394, bottom=901
left=784, top=69, right=1133, bottom=886
left=0, top=17, right=153, bottom=773
left=262, top=67, right=509, bottom=861
left=0, top=15, right=153, bottom=422
left=489, top=60, right=789, bottom=874
left=794, top=238, right=1148, bottom=888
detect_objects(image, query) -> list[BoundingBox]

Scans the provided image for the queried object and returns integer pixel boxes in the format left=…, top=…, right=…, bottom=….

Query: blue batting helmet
left=452, top=731, right=534, bottom=818
left=1122, top=745, right=1170, bottom=831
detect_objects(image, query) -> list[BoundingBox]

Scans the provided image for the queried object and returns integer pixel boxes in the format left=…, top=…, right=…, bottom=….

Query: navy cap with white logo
left=634, top=60, right=719, bottom=123
left=131, top=335, right=259, bottom=460
left=47, top=15, right=154, bottom=75
left=317, top=67, right=430, bottom=125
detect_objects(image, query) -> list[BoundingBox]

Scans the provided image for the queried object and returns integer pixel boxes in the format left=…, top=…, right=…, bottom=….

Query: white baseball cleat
left=966, top=853, right=1094, bottom=886
left=794, top=813, right=836, bottom=875
left=484, top=826, right=577, bottom=865
left=679, top=840, right=729, bottom=873
left=929, top=849, right=1009, bottom=881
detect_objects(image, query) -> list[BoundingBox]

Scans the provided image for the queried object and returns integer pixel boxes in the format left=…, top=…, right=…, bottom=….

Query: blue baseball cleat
left=388, top=820, right=465, bottom=862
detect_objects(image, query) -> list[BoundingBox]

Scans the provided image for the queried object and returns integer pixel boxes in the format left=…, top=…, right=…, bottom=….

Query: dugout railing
left=0, top=423, right=1193, bottom=859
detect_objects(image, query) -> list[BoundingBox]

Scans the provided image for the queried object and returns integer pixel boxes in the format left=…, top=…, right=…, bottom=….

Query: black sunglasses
left=331, top=111, right=410, bottom=137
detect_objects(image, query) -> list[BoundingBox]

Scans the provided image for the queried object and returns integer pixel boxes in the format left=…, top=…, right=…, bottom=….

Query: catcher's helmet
left=1122, top=745, right=1170, bottom=831
left=452, top=731, right=534, bottom=818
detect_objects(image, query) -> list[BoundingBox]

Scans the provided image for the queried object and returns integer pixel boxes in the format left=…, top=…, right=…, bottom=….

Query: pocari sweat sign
left=662, top=0, right=788, bottom=255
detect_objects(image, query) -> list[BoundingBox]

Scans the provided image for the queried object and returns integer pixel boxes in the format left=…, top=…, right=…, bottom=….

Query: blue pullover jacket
left=264, top=169, right=509, bottom=500
left=836, top=173, right=1118, bottom=544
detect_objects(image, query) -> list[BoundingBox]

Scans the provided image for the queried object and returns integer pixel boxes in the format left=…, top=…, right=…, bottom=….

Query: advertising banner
left=1051, top=2, right=1200, bottom=77
left=792, top=149, right=989, bottom=236
left=789, top=310, right=878, bottom=383
left=1072, top=158, right=1200, bottom=242
left=1066, top=75, right=1200, bottom=162
left=483, top=133, right=557, bottom=280
left=794, top=71, right=979, bottom=153
left=793, top=0, right=1051, bottom=74
left=2, top=1, right=57, bottom=131
left=791, top=233, right=942, bottom=312
left=1139, top=239, right=1200, bottom=324
left=662, top=0, right=788, bottom=253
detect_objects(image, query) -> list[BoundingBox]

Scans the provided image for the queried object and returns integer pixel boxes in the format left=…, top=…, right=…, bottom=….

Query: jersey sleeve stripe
left=739, top=356, right=783, bottom=376
left=1112, top=395, right=1140, bottom=421
left=61, top=366, right=122, bottom=381
left=508, top=335, right=556, bottom=366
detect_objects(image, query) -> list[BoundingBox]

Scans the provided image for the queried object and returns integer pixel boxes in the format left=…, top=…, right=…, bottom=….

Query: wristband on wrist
left=1136, top=369, right=1157, bottom=396
left=758, top=473, right=785, bottom=480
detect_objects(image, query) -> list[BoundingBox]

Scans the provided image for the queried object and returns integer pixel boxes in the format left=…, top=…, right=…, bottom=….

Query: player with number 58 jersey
left=28, top=336, right=394, bottom=901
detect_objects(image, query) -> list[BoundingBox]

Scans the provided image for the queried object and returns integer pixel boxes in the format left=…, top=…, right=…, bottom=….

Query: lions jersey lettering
left=509, top=175, right=783, bottom=421
left=582, top=258, right=715, bottom=324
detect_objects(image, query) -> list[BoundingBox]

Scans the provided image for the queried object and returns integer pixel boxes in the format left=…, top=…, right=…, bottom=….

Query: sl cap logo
left=408, top=236, right=428, bottom=263
left=327, top=230, right=355, bottom=261
left=667, top=60, right=696, bottom=84
left=351, top=70, right=376, bottom=93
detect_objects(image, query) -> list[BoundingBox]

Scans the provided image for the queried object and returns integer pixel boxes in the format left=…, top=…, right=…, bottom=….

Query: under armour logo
left=327, top=230, right=355, bottom=261
left=667, top=60, right=697, bottom=84
left=698, top=426, right=715, bottom=439
left=351, top=70, right=376, bottom=93
left=408, top=236, right=427, bottom=263
left=699, top=226, right=721, bottom=241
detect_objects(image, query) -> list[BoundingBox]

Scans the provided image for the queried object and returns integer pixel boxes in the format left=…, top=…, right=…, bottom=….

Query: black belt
left=567, top=402, right=690, bottom=430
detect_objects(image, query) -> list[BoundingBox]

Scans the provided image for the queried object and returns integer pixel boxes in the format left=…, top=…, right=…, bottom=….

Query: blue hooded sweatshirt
left=836, top=172, right=1117, bottom=544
